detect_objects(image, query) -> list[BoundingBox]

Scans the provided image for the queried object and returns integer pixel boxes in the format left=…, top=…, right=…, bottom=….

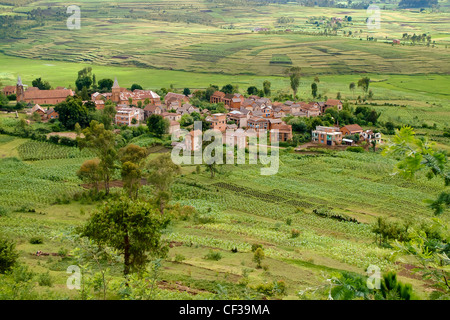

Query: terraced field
left=1, top=1, right=449, bottom=76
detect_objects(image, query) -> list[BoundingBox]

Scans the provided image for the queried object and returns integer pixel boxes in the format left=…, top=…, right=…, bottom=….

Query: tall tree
left=31, top=77, right=51, bottom=90
left=77, top=158, right=102, bottom=193
left=75, top=67, right=93, bottom=91
left=147, top=114, right=169, bottom=138
left=220, top=84, right=237, bottom=94
left=80, top=197, right=170, bottom=276
left=146, top=154, right=181, bottom=215
left=286, top=67, right=301, bottom=98
left=54, top=96, right=89, bottom=129
left=357, top=77, right=370, bottom=94
left=118, top=144, right=148, bottom=199
left=77, top=121, right=118, bottom=195
left=349, top=82, right=356, bottom=99
left=311, top=82, right=318, bottom=98
left=263, top=80, right=271, bottom=96
left=130, top=84, right=143, bottom=91
left=98, top=78, right=114, bottom=91
left=247, top=86, right=259, bottom=96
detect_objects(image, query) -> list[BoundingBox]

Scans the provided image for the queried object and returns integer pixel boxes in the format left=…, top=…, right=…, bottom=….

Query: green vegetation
left=0, top=0, right=449, bottom=301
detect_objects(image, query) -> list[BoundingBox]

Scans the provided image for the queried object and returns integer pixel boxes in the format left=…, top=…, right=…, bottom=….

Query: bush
left=291, top=229, right=301, bottom=238
left=251, top=244, right=263, bottom=252
left=253, top=247, right=265, bottom=269
left=286, top=218, right=292, bottom=226
left=174, top=254, right=185, bottom=263
left=346, top=146, right=364, bottom=153
left=29, top=237, right=43, bottom=245
left=378, top=271, right=413, bottom=300
left=0, top=206, right=8, bottom=217
left=0, top=238, right=19, bottom=274
left=204, top=250, right=222, bottom=261
left=38, top=271, right=53, bottom=287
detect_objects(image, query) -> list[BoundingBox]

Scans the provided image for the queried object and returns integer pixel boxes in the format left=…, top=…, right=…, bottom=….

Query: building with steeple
left=15, top=76, right=74, bottom=105
left=92, top=77, right=161, bottom=108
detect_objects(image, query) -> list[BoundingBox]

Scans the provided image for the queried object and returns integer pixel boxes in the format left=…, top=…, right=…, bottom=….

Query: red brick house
left=340, top=124, right=363, bottom=136
left=111, top=78, right=161, bottom=106
left=270, top=123, right=293, bottom=142
left=16, top=77, right=74, bottom=105
left=312, top=126, right=343, bottom=146
left=2, top=85, right=16, bottom=97
left=206, top=113, right=227, bottom=132
left=247, top=117, right=269, bottom=131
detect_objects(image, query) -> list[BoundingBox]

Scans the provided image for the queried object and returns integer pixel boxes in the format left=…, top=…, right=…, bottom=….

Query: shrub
left=204, top=250, right=222, bottom=261
left=253, top=247, right=265, bottom=269
left=29, top=237, right=43, bottom=245
left=0, top=238, right=19, bottom=274
left=378, top=271, right=413, bottom=300
left=346, top=146, right=364, bottom=153
left=174, top=254, right=185, bottom=263
left=38, top=271, right=53, bottom=287
left=251, top=244, right=263, bottom=252
left=231, top=247, right=238, bottom=253
left=0, top=206, right=8, bottom=217
left=286, top=217, right=292, bottom=226
left=291, top=229, right=301, bottom=238
left=255, top=282, right=274, bottom=296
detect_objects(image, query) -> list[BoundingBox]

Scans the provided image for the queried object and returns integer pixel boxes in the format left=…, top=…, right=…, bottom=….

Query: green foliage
left=0, top=238, right=18, bottom=274
left=346, top=146, right=364, bottom=153
left=253, top=247, right=265, bottom=269
left=286, top=66, right=301, bottom=97
left=55, top=96, right=90, bottom=130
left=31, top=77, right=51, bottom=90
left=372, top=217, right=410, bottom=246
left=174, top=254, right=185, bottom=263
left=204, top=250, right=222, bottom=261
left=29, top=236, right=43, bottom=244
left=378, top=271, right=413, bottom=300
left=80, top=197, right=171, bottom=276
left=75, top=67, right=93, bottom=91
left=291, top=229, right=300, bottom=238
left=130, top=84, right=143, bottom=91
left=98, top=78, right=113, bottom=91
left=37, top=271, right=53, bottom=287
left=78, top=120, right=118, bottom=195
left=147, top=114, right=169, bottom=138
left=383, top=126, right=449, bottom=214
left=18, top=141, right=90, bottom=161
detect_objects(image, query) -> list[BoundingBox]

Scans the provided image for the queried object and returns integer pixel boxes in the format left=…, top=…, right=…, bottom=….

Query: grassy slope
left=0, top=134, right=446, bottom=299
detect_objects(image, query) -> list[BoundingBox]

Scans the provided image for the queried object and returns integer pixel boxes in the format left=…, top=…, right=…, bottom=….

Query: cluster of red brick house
left=27, top=104, right=59, bottom=121
left=312, top=123, right=381, bottom=146
left=92, top=78, right=161, bottom=109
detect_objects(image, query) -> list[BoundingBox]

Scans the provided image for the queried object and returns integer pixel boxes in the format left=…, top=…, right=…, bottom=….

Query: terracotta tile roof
left=212, top=91, right=225, bottom=98
left=24, top=88, right=74, bottom=100
left=341, top=124, right=363, bottom=133
left=326, top=99, right=342, bottom=106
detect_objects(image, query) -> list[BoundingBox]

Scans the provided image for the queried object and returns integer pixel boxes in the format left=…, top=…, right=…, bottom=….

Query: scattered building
left=340, top=124, right=363, bottom=136
left=312, top=126, right=343, bottom=146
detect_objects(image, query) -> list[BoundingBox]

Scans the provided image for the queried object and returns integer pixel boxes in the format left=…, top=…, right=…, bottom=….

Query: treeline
left=399, top=0, right=438, bottom=8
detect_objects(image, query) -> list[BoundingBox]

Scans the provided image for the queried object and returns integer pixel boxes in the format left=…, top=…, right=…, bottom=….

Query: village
left=3, top=76, right=382, bottom=152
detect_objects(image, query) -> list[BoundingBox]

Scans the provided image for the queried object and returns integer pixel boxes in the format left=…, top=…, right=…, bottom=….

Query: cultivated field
left=0, top=132, right=447, bottom=299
